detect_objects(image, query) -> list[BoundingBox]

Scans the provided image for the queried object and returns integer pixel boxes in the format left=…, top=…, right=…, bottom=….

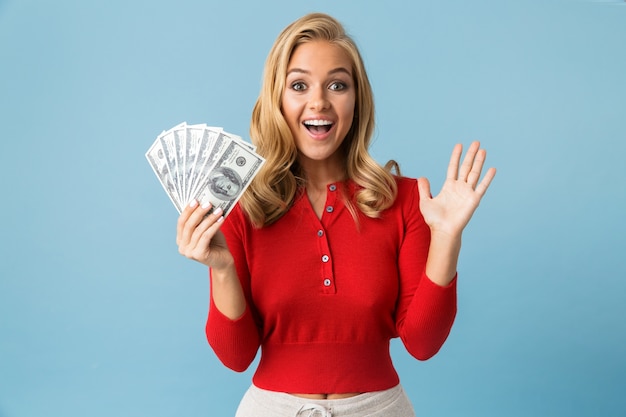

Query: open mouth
left=303, top=119, right=333, bottom=134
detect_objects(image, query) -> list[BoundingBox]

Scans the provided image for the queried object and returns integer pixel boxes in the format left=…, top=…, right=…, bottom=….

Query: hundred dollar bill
left=194, top=139, right=265, bottom=216
left=186, top=129, right=229, bottom=202
left=158, top=125, right=185, bottom=207
left=172, top=124, right=188, bottom=204
left=145, top=137, right=183, bottom=213
left=227, top=131, right=257, bottom=152
left=183, top=124, right=211, bottom=204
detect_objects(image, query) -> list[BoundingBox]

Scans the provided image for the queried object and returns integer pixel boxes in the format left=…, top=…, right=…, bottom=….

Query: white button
left=326, top=206, right=334, bottom=213
left=323, top=279, right=331, bottom=286
left=329, top=184, right=337, bottom=191
left=317, top=229, right=324, bottom=237
left=321, top=255, right=329, bottom=262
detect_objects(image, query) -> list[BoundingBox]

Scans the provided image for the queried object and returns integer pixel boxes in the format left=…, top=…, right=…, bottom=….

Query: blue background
left=1, top=0, right=625, bottom=416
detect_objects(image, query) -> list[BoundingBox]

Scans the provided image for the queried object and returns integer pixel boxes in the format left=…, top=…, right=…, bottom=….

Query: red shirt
left=207, top=177, right=457, bottom=394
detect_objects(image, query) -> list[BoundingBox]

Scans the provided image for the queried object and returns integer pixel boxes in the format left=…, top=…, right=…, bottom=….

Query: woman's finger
left=188, top=206, right=224, bottom=249
left=188, top=201, right=214, bottom=226
left=466, top=148, right=487, bottom=189
left=417, top=177, right=432, bottom=202
left=180, top=201, right=214, bottom=245
left=194, top=214, right=226, bottom=259
left=475, top=167, right=497, bottom=197
left=458, top=141, right=480, bottom=182
left=176, top=199, right=199, bottom=246
left=446, top=143, right=463, bottom=181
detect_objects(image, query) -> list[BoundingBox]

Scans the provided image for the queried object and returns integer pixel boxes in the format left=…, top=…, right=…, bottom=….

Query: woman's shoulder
left=386, top=175, right=424, bottom=218
left=393, top=175, right=418, bottom=187
left=347, top=175, right=419, bottom=213
left=393, top=175, right=419, bottom=199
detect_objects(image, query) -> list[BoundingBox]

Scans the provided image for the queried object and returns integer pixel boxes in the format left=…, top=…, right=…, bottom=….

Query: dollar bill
left=182, top=123, right=208, bottom=204
left=172, top=124, right=188, bottom=205
left=225, top=131, right=257, bottom=152
left=147, top=122, right=263, bottom=216
left=194, top=139, right=265, bottom=216
left=158, top=127, right=185, bottom=208
left=145, top=136, right=183, bottom=213
left=186, top=129, right=229, bottom=202
left=185, top=124, right=230, bottom=204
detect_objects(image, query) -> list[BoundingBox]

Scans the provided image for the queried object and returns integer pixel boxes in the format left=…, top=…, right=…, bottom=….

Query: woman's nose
left=308, top=87, right=330, bottom=111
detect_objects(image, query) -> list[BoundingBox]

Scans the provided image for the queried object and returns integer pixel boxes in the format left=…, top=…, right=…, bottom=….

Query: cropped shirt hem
left=252, top=340, right=400, bottom=394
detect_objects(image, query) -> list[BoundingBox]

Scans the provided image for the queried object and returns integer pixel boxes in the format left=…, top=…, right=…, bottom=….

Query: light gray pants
left=234, top=384, right=416, bottom=417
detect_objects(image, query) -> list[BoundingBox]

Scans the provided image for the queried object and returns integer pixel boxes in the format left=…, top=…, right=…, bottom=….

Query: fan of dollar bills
left=146, top=122, right=265, bottom=216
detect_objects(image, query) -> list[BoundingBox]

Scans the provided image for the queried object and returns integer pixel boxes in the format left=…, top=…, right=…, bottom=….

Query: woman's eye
left=291, top=82, right=306, bottom=91
left=329, top=81, right=347, bottom=91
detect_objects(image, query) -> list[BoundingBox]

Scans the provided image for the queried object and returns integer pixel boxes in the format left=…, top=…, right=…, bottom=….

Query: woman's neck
left=298, top=155, right=347, bottom=190
left=299, top=158, right=347, bottom=220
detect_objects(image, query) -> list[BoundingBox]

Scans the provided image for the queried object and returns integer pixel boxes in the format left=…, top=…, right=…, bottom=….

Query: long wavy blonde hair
left=240, top=12, right=398, bottom=227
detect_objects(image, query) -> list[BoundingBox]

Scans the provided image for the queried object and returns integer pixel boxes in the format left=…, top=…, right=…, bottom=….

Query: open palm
left=418, top=142, right=496, bottom=237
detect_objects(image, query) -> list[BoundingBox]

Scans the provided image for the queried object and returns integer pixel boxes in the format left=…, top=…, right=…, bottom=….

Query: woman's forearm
left=210, top=264, right=247, bottom=320
left=425, top=230, right=462, bottom=287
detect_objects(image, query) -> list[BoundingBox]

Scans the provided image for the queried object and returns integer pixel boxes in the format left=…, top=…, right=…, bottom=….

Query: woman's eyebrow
left=286, top=67, right=351, bottom=76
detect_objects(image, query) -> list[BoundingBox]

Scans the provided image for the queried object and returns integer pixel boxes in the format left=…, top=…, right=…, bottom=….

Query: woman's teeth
left=303, top=120, right=332, bottom=133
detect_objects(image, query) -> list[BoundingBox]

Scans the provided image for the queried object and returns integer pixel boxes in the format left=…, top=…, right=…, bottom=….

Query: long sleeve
left=205, top=205, right=261, bottom=372
left=395, top=179, right=457, bottom=360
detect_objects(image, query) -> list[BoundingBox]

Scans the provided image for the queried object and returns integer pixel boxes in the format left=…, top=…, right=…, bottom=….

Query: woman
left=177, top=12, right=495, bottom=417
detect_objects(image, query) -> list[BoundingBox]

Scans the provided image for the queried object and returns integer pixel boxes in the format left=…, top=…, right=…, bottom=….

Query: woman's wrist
left=210, top=263, right=246, bottom=320
left=210, top=261, right=236, bottom=281
left=425, top=230, right=462, bottom=287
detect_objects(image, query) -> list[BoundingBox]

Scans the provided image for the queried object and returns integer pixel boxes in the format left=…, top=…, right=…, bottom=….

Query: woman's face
left=281, top=40, right=356, bottom=170
left=213, top=174, right=240, bottom=197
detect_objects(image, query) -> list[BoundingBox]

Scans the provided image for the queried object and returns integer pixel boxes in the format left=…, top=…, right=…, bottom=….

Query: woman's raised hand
left=176, top=200, right=233, bottom=270
left=418, top=141, right=496, bottom=238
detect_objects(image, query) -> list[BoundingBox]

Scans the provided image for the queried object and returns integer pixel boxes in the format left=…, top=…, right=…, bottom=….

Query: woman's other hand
left=418, top=141, right=496, bottom=238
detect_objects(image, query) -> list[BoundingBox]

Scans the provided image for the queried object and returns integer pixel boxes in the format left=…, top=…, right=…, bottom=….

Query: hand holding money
left=175, top=199, right=233, bottom=269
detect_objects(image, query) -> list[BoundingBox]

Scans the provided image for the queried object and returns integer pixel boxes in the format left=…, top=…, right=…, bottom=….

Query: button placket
left=310, top=184, right=338, bottom=294
left=316, top=224, right=335, bottom=294
left=324, top=183, right=337, bottom=219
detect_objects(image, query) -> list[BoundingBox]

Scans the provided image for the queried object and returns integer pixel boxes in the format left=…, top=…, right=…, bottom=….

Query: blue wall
left=1, top=0, right=624, bottom=416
